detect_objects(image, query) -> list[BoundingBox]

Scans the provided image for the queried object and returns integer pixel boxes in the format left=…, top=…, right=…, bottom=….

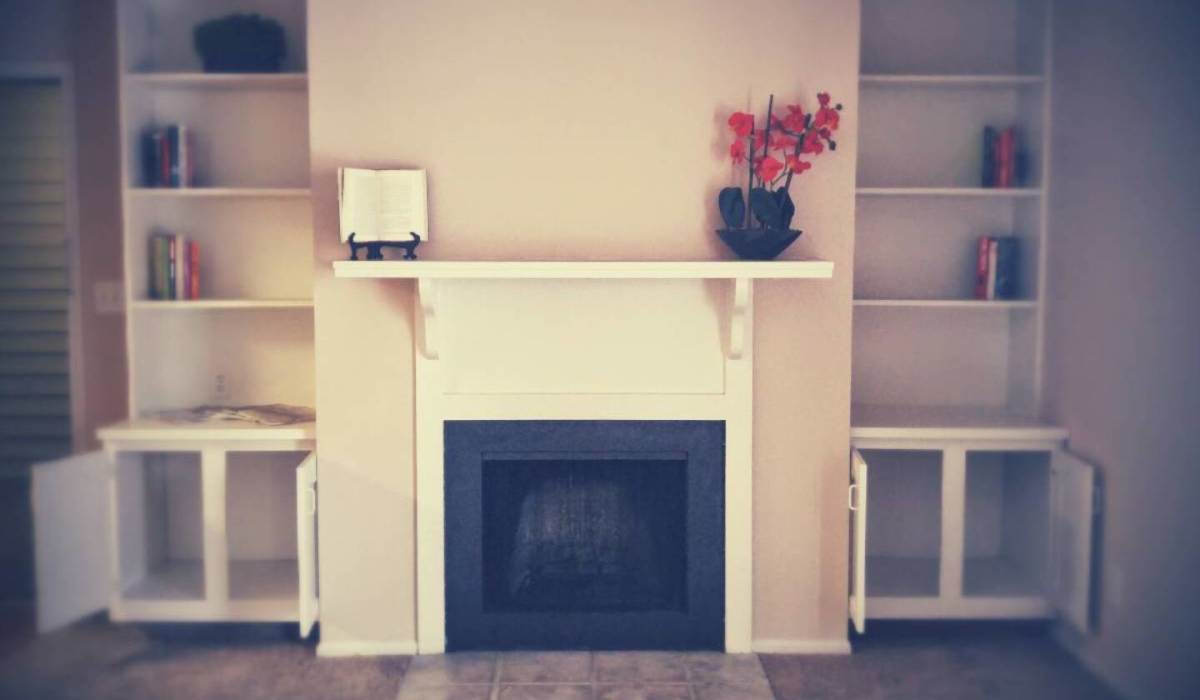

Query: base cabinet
left=32, top=445, right=318, bottom=635
left=849, top=441, right=1096, bottom=633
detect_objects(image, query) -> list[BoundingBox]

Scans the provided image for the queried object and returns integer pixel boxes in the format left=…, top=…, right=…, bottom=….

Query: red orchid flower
left=752, top=130, right=767, bottom=152
left=782, top=104, right=806, bottom=132
left=786, top=155, right=812, bottom=174
left=801, top=129, right=825, bottom=155
left=730, top=139, right=747, bottom=164
left=817, top=92, right=831, bottom=107
left=755, top=155, right=784, bottom=183
left=770, top=132, right=798, bottom=151
left=813, top=106, right=839, bottom=131
left=728, top=112, right=755, bottom=138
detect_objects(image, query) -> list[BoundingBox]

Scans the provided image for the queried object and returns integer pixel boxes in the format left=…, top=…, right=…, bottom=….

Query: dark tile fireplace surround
left=444, top=421, right=725, bottom=651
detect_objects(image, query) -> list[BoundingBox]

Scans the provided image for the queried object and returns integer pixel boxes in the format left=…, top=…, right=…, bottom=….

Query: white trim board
left=751, top=639, right=853, bottom=655
left=317, top=640, right=419, bottom=658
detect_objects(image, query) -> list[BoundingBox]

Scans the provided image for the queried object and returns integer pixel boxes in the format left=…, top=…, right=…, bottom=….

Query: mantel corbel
left=729, top=277, right=751, bottom=361
left=417, top=277, right=439, bottom=360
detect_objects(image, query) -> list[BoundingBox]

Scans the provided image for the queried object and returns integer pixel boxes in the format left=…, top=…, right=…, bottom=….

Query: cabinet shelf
left=131, top=299, right=314, bottom=311
left=860, top=74, right=1044, bottom=87
left=856, top=187, right=1042, bottom=198
left=127, top=187, right=311, bottom=199
left=851, top=404, right=1067, bottom=441
left=125, top=73, right=307, bottom=90
left=854, top=299, right=1037, bottom=309
left=98, top=419, right=316, bottom=446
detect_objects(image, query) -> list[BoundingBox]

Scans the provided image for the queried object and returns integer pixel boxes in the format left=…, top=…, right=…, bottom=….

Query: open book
left=337, top=168, right=429, bottom=242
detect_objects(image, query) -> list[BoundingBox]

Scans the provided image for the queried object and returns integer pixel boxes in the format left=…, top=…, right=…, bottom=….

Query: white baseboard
left=751, top=638, right=852, bottom=655
left=317, top=639, right=418, bottom=657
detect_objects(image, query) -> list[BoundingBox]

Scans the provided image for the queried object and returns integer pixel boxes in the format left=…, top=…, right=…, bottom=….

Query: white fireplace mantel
left=332, top=259, right=834, bottom=654
left=332, top=259, right=834, bottom=280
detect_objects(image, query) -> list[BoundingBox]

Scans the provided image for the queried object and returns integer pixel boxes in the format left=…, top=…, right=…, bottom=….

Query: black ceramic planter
left=716, top=228, right=802, bottom=261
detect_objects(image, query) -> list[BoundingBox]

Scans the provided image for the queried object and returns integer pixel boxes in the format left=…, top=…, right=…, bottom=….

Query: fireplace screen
left=444, top=420, right=723, bottom=650
left=483, top=458, right=687, bottom=613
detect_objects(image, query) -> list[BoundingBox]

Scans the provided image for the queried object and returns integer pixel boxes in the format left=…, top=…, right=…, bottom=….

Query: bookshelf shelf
left=856, top=187, right=1042, bottom=198
left=125, top=73, right=307, bottom=90
left=860, top=74, right=1044, bottom=87
left=131, top=300, right=314, bottom=311
left=854, top=299, right=1037, bottom=309
left=127, top=187, right=311, bottom=199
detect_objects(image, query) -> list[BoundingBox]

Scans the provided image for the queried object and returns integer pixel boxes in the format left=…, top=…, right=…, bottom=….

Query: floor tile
left=595, top=682, right=693, bottom=700
left=693, top=681, right=776, bottom=700
left=499, top=651, right=591, bottom=683
left=497, top=684, right=592, bottom=700
left=593, top=652, right=688, bottom=683
left=397, top=684, right=495, bottom=700
left=401, top=652, right=497, bottom=686
left=684, top=652, right=770, bottom=687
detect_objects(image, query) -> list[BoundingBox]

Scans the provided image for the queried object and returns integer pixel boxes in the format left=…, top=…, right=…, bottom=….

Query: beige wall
left=71, top=0, right=128, bottom=452
left=1046, top=1, right=1200, bottom=697
left=309, top=0, right=860, bottom=647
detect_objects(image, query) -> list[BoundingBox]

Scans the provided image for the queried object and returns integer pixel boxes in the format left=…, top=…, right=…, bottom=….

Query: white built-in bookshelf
left=853, top=0, right=1053, bottom=430
left=96, top=0, right=316, bottom=627
left=847, top=1, right=1094, bottom=633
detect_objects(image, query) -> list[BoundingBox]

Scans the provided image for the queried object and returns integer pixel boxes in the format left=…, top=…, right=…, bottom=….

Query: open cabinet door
left=295, top=453, right=318, bottom=638
left=849, top=449, right=868, bottom=634
left=32, top=451, right=111, bottom=633
left=1051, top=449, right=1096, bottom=634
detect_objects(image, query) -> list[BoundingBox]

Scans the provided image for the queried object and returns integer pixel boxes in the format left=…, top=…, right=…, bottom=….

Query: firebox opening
left=482, top=457, right=688, bottom=614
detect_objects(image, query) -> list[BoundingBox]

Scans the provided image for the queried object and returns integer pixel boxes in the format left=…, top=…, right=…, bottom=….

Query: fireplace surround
left=444, top=420, right=725, bottom=650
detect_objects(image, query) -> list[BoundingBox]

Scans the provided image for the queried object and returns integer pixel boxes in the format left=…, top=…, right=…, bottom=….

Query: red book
left=996, top=128, right=1014, bottom=188
left=975, top=236, right=991, bottom=299
left=188, top=241, right=200, bottom=299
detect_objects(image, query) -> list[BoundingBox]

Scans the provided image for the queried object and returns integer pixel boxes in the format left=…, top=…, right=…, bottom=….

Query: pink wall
left=309, top=0, right=860, bottom=646
left=1046, top=1, right=1200, bottom=697
left=71, top=0, right=128, bottom=451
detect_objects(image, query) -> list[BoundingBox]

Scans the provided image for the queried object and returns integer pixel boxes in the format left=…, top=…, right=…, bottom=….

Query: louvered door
left=0, top=77, right=73, bottom=478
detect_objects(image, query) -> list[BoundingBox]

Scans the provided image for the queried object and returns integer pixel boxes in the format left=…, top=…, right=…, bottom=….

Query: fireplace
left=444, top=420, right=725, bottom=650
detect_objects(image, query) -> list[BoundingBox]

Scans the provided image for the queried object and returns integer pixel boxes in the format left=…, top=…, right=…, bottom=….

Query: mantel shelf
left=332, top=259, right=834, bottom=280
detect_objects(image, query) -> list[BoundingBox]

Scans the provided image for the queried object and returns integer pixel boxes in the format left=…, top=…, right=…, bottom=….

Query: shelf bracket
left=417, top=278, right=439, bottom=360
left=729, top=278, right=751, bottom=360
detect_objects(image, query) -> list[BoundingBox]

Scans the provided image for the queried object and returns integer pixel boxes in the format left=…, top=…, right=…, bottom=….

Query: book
left=986, top=238, right=998, bottom=300
left=996, top=127, right=1015, bottom=188
left=174, top=234, right=187, bottom=300
left=993, top=236, right=1019, bottom=299
left=981, top=127, right=998, bottom=187
left=337, top=168, right=429, bottom=243
left=166, top=234, right=177, bottom=299
left=974, top=236, right=991, bottom=299
left=187, top=241, right=200, bottom=300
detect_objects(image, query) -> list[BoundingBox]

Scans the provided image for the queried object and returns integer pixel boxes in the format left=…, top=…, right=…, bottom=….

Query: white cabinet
left=849, top=438, right=1096, bottom=632
left=32, top=436, right=318, bottom=635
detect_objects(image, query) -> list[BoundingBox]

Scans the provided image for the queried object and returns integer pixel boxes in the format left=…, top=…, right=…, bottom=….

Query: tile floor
left=0, top=610, right=1123, bottom=700
left=396, top=650, right=773, bottom=699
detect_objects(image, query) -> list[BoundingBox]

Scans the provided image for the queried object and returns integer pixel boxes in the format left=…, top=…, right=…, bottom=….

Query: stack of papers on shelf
left=150, top=404, right=315, bottom=427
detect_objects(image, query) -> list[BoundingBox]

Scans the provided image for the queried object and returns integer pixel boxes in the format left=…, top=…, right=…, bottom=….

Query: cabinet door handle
left=305, top=486, right=317, bottom=517
left=848, top=483, right=858, bottom=511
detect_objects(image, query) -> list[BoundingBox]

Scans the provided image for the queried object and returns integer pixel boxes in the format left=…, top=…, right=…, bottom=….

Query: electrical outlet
left=214, top=373, right=229, bottom=402
left=94, top=281, right=124, bottom=314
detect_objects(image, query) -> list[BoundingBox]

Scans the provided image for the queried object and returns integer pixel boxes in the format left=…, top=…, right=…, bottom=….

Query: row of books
left=981, top=126, right=1028, bottom=188
left=140, top=124, right=195, bottom=187
left=974, top=236, right=1018, bottom=300
left=148, top=233, right=200, bottom=300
